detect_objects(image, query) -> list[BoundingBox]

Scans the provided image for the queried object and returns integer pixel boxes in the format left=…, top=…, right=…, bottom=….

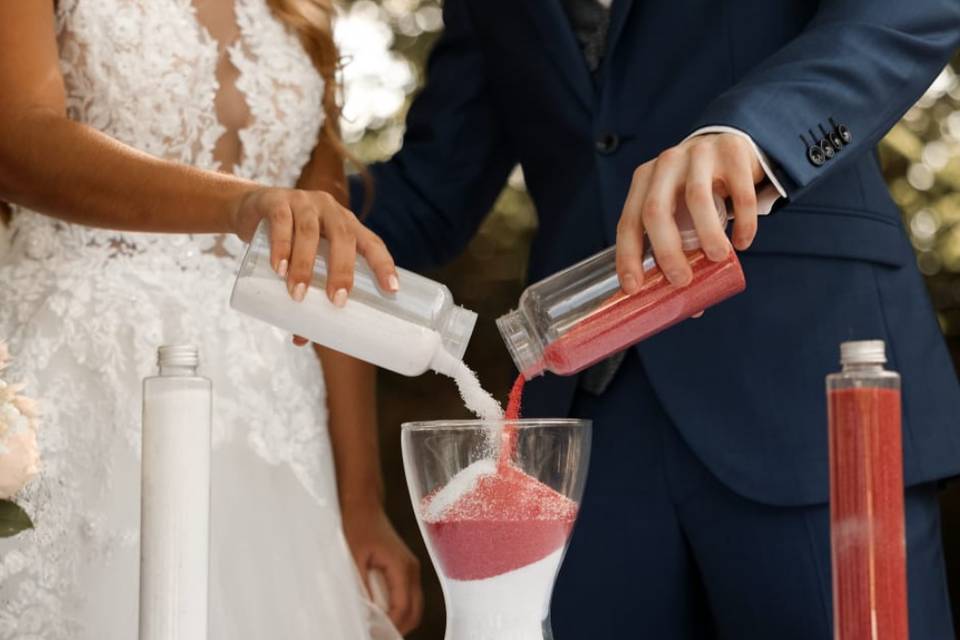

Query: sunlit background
left=333, top=3, right=960, bottom=637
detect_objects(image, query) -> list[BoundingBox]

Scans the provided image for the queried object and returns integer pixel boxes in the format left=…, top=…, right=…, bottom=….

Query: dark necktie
left=560, top=0, right=613, bottom=72
left=560, top=1, right=624, bottom=394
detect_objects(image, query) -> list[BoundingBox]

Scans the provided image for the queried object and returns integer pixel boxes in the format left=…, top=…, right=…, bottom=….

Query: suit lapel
left=523, top=0, right=595, bottom=110
left=605, top=0, right=635, bottom=62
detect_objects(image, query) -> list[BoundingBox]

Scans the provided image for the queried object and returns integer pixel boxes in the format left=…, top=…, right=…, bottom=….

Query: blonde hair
left=267, top=0, right=371, bottom=204
left=266, top=0, right=341, bottom=147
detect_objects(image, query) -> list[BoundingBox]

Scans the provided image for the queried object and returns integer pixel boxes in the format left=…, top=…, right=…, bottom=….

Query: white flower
left=0, top=341, right=41, bottom=499
left=0, top=402, right=29, bottom=438
left=0, top=417, right=39, bottom=499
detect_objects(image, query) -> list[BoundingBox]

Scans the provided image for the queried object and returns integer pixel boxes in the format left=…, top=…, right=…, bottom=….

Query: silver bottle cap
left=840, top=340, right=886, bottom=366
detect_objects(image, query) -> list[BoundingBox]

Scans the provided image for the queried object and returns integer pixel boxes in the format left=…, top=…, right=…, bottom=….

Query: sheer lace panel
left=192, top=0, right=250, bottom=174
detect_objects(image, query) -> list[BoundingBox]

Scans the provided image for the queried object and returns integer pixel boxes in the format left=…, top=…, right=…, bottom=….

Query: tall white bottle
left=140, top=345, right=211, bottom=640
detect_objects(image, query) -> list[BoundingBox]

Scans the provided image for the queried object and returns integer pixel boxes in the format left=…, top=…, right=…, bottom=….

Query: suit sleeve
left=350, top=0, right=517, bottom=271
left=691, top=0, right=960, bottom=199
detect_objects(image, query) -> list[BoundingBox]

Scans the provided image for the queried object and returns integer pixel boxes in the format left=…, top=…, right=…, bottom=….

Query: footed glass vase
left=401, top=419, right=591, bottom=640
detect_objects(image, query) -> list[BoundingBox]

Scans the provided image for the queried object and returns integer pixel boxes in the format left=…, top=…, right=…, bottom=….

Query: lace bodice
left=12, top=0, right=325, bottom=265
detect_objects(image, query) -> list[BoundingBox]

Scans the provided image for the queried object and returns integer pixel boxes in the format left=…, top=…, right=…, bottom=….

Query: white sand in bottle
left=232, top=274, right=447, bottom=376
left=233, top=274, right=503, bottom=420
left=140, top=350, right=211, bottom=640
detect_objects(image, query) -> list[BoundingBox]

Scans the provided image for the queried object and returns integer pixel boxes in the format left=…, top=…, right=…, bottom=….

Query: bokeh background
left=334, top=2, right=960, bottom=637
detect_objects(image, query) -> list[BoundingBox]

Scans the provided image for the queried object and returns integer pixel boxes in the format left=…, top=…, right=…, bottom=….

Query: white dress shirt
left=685, top=126, right=787, bottom=216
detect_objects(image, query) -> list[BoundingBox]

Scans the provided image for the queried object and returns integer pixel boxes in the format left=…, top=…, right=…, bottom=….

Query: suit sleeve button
left=808, top=145, right=826, bottom=167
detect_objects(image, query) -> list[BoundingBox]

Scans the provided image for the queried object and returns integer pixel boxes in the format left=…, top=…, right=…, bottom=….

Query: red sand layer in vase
left=423, top=464, right=577, bottom=581
left=828, top=387, right=908, bottom=640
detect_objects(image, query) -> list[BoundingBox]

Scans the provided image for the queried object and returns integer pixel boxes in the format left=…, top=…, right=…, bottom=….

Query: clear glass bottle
left=140, top=345, right=211, bottom=640
left=826, top=340, right=908, bottom=640
left=497, top=199, right=744, bottom=378
left=231, top=221, right=478, bottom=377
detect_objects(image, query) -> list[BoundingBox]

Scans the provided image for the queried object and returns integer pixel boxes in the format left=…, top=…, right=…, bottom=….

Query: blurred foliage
left=881, top=54, right=960, bottom=637
left=879, top=54, right=960, bottom=344
left=340, top=5, right=960, bottom=635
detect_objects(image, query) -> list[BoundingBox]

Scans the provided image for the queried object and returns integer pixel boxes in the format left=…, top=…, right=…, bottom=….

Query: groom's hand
left=616, top=133, right=764, bottom=294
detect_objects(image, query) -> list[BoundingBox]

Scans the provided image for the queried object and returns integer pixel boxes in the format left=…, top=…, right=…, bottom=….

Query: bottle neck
left=437, top=306, right=478, bottom=364
left=840, top=362, right=885, bottom=374
left=156, top=345, right=200, bottom=376
left=496, top=309, right=545, bottom=378
left=158, top=364, right=199, bottom=377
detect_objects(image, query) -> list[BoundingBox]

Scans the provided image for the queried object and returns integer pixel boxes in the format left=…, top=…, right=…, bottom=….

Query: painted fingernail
left=277, top=259, right=288, bottom=278
left=292, top=282, right=306, bottom=302
left=622, top=274, right=639, bottom=295
left=333, top=288, right=348, bottom=308
left=388, top=274, right=400, bottom=292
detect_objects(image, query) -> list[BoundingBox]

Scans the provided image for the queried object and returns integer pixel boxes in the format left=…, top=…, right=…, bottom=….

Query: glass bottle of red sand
left=826, top=340, right=908, bottom=640
left=497, top=198, right=745, bottom=379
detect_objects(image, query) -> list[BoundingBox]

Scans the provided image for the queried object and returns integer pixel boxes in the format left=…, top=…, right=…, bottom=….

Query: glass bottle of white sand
left=231, top=222, right=479, bottom=378
left=139, top=345, right=211, bottom=640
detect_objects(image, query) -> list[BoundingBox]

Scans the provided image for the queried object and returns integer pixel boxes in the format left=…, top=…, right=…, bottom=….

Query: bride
left=0, top=1, right=422, bottom=638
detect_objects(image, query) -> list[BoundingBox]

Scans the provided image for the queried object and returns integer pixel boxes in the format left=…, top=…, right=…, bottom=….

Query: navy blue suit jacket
left=352, top=0, right=960, bottom=506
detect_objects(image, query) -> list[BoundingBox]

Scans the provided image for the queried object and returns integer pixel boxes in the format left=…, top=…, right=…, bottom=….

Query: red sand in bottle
left=498, top=251, right=742, bottom=467
left=423, top=463, right=578, bottom=580
left=828, top=387, right=908, bottom=640
left=543, top=249, right=744, bottom=376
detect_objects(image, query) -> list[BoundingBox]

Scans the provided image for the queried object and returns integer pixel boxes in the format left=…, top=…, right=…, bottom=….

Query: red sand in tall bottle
left=423, top=462, right=578, bottom=580
left=828, top=387, right=908, bottom=640
left=543, top=249, right=744, bottom=376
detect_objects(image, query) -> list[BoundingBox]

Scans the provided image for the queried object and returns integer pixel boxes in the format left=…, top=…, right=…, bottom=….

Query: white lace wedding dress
left=0, top=1, right=398, bottom=638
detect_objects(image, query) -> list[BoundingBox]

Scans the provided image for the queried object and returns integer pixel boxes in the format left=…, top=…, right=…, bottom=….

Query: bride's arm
left=298, top=145, right=423, bottom=634
left=317, top=345, right=423, bottom=632
left=0, top=2, right=397, bottom=299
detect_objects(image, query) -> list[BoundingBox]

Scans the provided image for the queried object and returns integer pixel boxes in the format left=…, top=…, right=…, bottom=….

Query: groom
left=352, top=0, right=960, bottom=637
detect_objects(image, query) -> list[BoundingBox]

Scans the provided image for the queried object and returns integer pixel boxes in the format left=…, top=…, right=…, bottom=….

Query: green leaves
left=0, top=500, right=33, bottom=538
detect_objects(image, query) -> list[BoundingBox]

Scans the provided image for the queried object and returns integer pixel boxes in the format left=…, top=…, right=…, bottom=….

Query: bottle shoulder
left=144, top=375, right=212, bottom=388
left=826, top=369, right=900, bottom=389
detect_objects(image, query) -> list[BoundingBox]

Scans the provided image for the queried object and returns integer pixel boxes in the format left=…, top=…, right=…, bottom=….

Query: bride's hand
left=342, top=504, right=423, bottom=635
left=229, top=187, right=399, bottom=304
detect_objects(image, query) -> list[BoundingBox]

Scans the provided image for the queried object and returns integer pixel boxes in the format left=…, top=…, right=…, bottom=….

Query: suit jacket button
left=828, top=131, right=844, bottom=151
left=819, top=138, right=835, bottom=160
left=837, top=123, right=852, bottom=144
left=596, top=133, right=620, bottom=155
left=808, top=145, right=826, bottom=167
